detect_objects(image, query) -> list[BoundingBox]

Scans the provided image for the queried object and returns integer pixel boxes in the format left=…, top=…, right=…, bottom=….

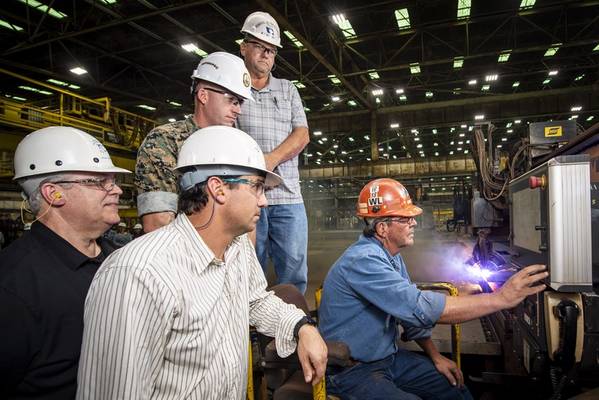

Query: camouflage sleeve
left=135, top=127, right=179, bottom=216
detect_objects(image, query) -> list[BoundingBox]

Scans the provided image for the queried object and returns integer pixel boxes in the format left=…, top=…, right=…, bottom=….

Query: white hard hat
left=133, top=223, right=143, bottom=230
left=118, top=222, right=127, bottom=228
left=13, top=126, right=130, bottom=180
left=175, top=126, right=282, bottom=190
left=190, top=52, right=253, bottom=99
left=241, top=11, right=282, bottom=48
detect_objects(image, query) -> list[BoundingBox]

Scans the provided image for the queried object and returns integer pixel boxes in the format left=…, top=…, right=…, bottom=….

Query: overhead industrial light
left=453, top=56, right=464, bottom=69
left=321, top=137, right=328, bottom=142
left=498, top=50, right=511, bottom=63
left=368, top=70, right=380, bottom=80
left=0, top=19, right=24, bottom=31
left=181, top=43, right=207, bottom=57
left=399, top=94, right=407, bottom=101
left=425, top=91, right=433, bottom=98
left=313, top=130, right=322, bottom=136
left=304, top=107, right=311, bottom=112
left=571, top=106, right=582, bottom=112
left=331, top=96, right=341, bottom=102
left=485, top=74, right=498, bottom=81
left=460, top=124, right=467, bottom=128
left=520, top=0, right=536, bottom=9
left=395, top=8, right=411, bottom=30
left=543, top=78, right=551, bottom=85
left=333, top=144, right=339, bottom=149
left=4, top=94, right=27, bottom=101
left=544, top=43, right=561, bottom=57
left=457, top=0, right=471, bottom=19
left=433, top=142, right=439, bottom=147
left=348, top=137, right=355, bottom=142
left=432, top=129, right=438, bottom=134
left=574, top=74, right=585, bottom=81
left=548, top=70, right=558, bottom=76
left=414, top=137, right=420, bottom=142
left=390, top=123, right=400, bottom=128
left=507, top=129, right=513, bottom=133
left=411, top=129, right=419, bottom=133
left=291, top=80, right=306, bottom=89
left=70, top=67, right=88, bottom=75
left=328, top=74, right=341, bottom=84
left=371, top=89, right=384, bottom=96
left=19, top=85, right=52, bottom=95
left=514, top=119, right=522, bottom=124
left=347, top=100, right=357, bottom=106
left=137, top=105, right=156, bottom=111
left=481, top=85, right=490, bottom=91
left=569, top=115, right=579, bottom=120
left=284, top=31, right=303, bottom=48
left=435, top=152, right=439, bottom=156
left=47, top=78, right=80, bottom=90
left=474, top=114, right=485, bottom=120
left=468, top=79, right=477, bottom=85
left=450, top=151, right=454, bottom=155
left=331, top=13, right=356, bottom=38
left=395, top=88, right=404, bottom=94
left=512, top=81, right=520, bottom=88
left=459, top=133, right=465, bottom=137
left=168, top=118, right=176, bottom=122
left=375, top=98, right=381, bottom=104
left=502, top=137, right=508, bottom=141
left=167, top=100, right=182, bottom=107
left=587, top=116, right=594, bottom=121
left=364, top=135, right=370, bottom=139
left=410, top=62, right=421, bottom=74
left=18, top=0, right=67, bottom=19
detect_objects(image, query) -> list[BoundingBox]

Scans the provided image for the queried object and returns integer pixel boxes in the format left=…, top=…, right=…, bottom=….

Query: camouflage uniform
left=135, top=117, right=198, bottom=217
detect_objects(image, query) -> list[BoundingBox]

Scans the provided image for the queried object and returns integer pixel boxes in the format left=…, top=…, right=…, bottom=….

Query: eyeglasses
left=53, top=177, right=118, bottom=193
left=385, top=217, right=416, bottom=225
left=245, top=40, right=278, bottom=57
left=223, top=178, right=268, bottom=197
left=202, top=87, right=245, bottom=107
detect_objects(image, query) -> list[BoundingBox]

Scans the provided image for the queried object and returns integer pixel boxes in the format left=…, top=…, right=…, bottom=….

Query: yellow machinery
left=0, top=67, right=157, bottom=174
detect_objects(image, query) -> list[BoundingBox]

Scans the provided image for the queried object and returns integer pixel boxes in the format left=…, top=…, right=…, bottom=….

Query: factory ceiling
left=0, top=0, right=598, bottom=167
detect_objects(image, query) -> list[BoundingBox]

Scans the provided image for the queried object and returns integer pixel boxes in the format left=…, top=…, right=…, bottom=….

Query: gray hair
left=363, top=217, right=387, bottom=237
left=18, top=173, right=72, bottom=215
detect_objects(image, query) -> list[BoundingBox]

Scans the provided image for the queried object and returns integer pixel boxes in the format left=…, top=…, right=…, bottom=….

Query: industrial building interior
left=0, top=0, right=598, bottom=399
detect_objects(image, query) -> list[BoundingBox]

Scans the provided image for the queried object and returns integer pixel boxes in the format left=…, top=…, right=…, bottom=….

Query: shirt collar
left=253, top=74, right=282, bottom=93
left=30, top=221, right=109, bottom=270
left=174, top=214, right=242, bottom=274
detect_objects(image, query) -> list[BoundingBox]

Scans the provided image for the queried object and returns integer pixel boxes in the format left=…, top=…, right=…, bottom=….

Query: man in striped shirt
left=77, top=126, right=327, bottom=400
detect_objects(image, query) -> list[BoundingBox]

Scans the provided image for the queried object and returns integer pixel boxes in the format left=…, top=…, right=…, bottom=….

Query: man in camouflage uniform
left=135, top=52, right=253, bottom=232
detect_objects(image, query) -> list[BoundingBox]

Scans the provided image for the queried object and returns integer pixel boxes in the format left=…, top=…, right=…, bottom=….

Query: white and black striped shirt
left=77, top=214, right=304, bottom=400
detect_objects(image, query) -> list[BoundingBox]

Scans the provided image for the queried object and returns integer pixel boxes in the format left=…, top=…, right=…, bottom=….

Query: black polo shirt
left=0, top=221, right=116, bottom=400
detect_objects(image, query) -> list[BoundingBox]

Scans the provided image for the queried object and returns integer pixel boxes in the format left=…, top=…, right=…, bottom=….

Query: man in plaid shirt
left=238, top=12, right=310, bottom=293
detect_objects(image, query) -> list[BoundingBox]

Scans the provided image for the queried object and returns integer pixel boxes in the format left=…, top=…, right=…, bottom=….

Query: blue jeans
left=256, top=203, right=308, bottom=294
left=326, top=350, right=474, bottom=400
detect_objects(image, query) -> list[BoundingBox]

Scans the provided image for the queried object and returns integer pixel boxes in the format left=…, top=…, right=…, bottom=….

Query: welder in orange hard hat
left=318, top=177, right=547, bottom=400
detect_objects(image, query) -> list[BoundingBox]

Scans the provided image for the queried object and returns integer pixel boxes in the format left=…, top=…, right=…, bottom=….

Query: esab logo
left=544, top=126, right=562, bottom=137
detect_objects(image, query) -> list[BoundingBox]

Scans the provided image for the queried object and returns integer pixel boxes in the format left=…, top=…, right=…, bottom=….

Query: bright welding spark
left=467, top=265, right=492, bottom=280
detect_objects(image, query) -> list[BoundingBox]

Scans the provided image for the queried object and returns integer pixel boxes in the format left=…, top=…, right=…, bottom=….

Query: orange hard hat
left=356, top=178, right=422, bottom=218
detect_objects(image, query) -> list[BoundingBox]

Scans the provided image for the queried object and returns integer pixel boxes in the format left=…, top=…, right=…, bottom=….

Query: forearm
left=141, top=211, right=175, bottom=233
left=438, top=292, right=502, bottom=324
left=268, top=126, right=309, bottom=166
left=416, top=337, right=441, bottom=360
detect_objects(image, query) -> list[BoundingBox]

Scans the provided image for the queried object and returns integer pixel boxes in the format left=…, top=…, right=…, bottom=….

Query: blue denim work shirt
left=318, top=234, right=446, bottom=362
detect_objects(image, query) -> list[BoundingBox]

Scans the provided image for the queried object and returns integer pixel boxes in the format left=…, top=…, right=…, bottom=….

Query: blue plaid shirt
left=238, top=75, right=308, bottom=205
left=319, top=235, right=447, bottom=362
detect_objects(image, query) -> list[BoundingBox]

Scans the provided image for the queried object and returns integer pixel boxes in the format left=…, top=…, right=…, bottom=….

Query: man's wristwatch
left=293, top=315, right=317, bottom=340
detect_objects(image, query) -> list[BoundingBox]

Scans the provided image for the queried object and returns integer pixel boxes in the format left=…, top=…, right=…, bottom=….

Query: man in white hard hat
left=238, top=11, right=311, bottom=294
left=0, top=126, right=130, bottom=399
left=78, top=126, right=327, bottom=400
left=135, top=51, right=253, bottom=233
left=112, top=221, right=133, bottom=247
